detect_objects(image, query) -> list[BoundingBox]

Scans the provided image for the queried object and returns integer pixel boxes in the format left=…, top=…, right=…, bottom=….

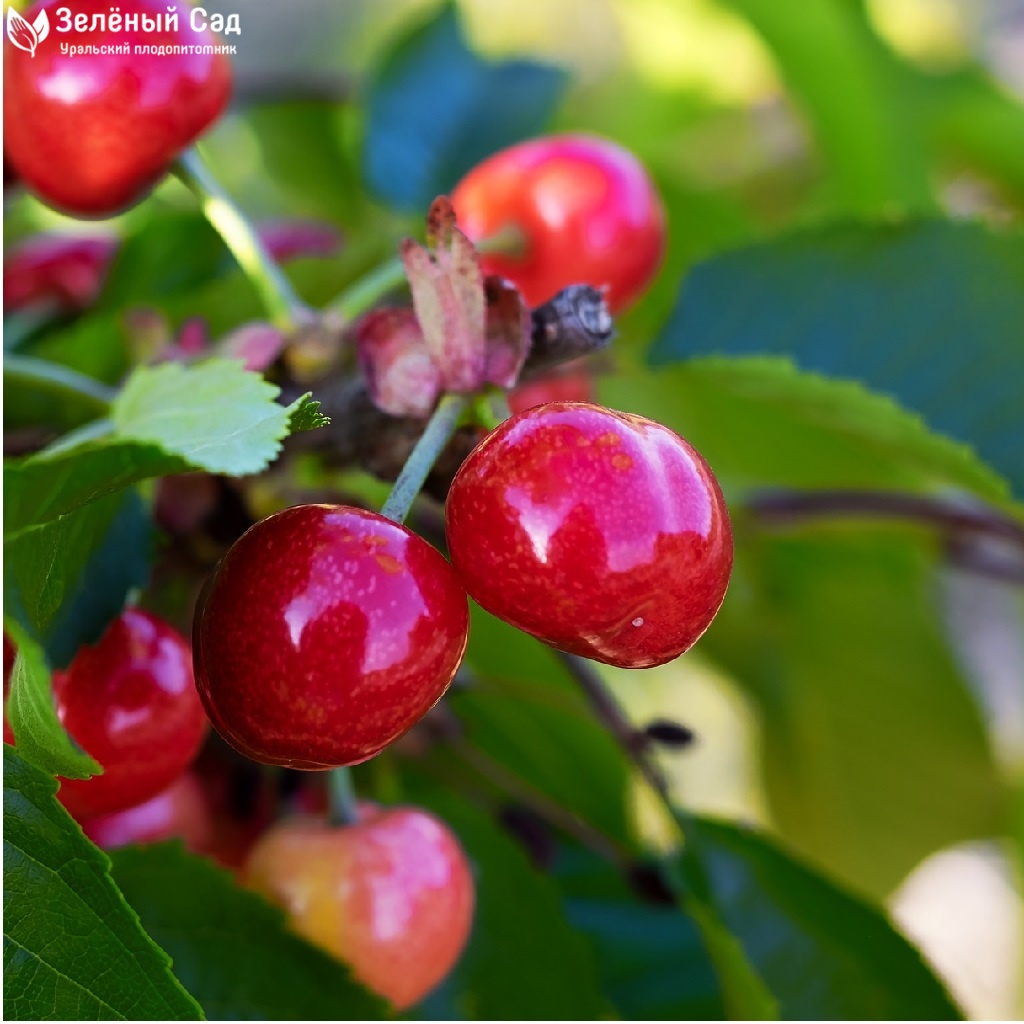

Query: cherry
left=3, top=0, right=232, bottom=215
left=81, top=772, right=215, bottom=853
left=3, top=235, right=117, bottom=313
left=193, top=504, right=470, bottom=769
left=244, top=806, right=474, bottom=1009
left=451, top=135, right=665, bottom=313
left=54, top=609, right=208, bottom=819
left=509, top=367, right=594, bottom=414
left=445, top=402, right=733, bottom=669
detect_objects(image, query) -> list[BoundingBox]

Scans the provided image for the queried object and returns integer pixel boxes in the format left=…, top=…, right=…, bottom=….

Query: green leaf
left=2, top=748, right=203, bottom=1021
left=456, top=607, right=635, bottom=846
left=701, top=528, right=1004, bottom=897
left=679, top=815, right=964, bottom=1019
left=3, top=626, right=98, bottom=781
left=601, top=357, right=1010, bottom=503
left=111, top=359, right=295, bottom=476
left=286, top=392, right=330, bottom=433
left=718, top=0, right=934, bottom=214
left=402, top=791, right=609, bottom=1020
left=4, top=489, right=152, bottom=669
left=108, top=844, right=387, bottom=1021
left=648, top=221, right=1024, bottom=497
left=363, top=5, right=566, bottom=210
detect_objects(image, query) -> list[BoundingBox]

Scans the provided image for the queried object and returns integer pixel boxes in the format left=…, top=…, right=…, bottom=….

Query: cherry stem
left=174, top=148, right=310, bottom=333
left=380, top=393, right=470, bottom=523
left=4, top=354, right=116, bottom=410
left=327, top=767, right=360, bottom=827
left=326, top=224, right=525, bottom=325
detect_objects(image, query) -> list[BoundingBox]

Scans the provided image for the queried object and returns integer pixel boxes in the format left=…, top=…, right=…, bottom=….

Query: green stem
left=327, top=224, right=525, bottom=325
left=380, top=394, right=470, bottom=524
left=4, top=354, right=115, bottom=409
left=328, top=767, right=361, bottom=827
left=174, top=148, right=309, bottom=332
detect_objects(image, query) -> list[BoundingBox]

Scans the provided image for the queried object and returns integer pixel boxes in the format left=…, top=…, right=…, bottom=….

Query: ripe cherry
left=3, top=0, right=232, bottom=215
left=81, top=773, right=215, bottom=853
left=244, top=806, right=474, bottom=1009
left=509, top=366, right=594, bottom=414
left=3, top=235, right=117, bottom=313
left=445, top=402, right=733, bottom=668
left=193, top=505, right=470, bottom=769
left=54, top=609, right=208, bottom=819
left=451, top=135, right=665, bottom=313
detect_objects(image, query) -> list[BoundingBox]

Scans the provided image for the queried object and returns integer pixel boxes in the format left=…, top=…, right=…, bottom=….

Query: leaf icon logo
left=7, top=7, right=49, bottom=57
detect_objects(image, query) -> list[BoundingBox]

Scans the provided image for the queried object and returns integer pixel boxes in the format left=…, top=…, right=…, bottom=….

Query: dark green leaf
left=2, top=748, right=203, bottom=1021
left=286, top=393, right=330, bottom=433
left=4, top=490, right=152, bottom=669
left=679, top=815, right=964, bottom=1019
left=648, top=221, right=1024, bottom=496
left=109, top=844, right=387, bottom=1022
left=601, top=357, right=1009, bottom=502
left=363, top=5, right=566, bottom=210
left=700, top=527, right=1004, bottom=898
left=3, top=626, right=98, bottom=780
left=405, top=792, right=608, bottom=1020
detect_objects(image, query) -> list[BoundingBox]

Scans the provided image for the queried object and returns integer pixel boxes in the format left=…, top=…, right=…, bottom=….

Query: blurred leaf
left=4, top=489, right=152, bottom=670
left=3, top=626, right=98, bottom=780
left=2, top=748, right=202, bottom=1021
left=701, top=527, right=1003, bottom=897
left=363, top=5, right=566, bottom=210
left=649, top=221, right=1024, bottom=496
left=679, top=815, right=964, bottom=1019
left=601, top=357, right=1009, bottom=502
left=112, top=359, right=297, bottom=476
left=109, top=844, right=387, bottom=1021
left=555, top=846, right=727, bottom=1020
left=456, top=607, right=635, bottom=845
left=401, top=791, right=608, bottom=1020
left=718, top=0, right=934, bottom=213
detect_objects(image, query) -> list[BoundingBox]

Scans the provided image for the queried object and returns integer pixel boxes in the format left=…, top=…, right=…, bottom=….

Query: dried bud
left=257, top=219, right=342, bottom=263
left=355, top=307, right=442, bottom=417
left=483, top=276, right=531, bottom=388
left=217, top=321, right=286, bottom=372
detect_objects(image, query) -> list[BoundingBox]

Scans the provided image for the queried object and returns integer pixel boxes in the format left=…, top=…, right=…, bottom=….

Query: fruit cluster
left=4, top=9, right=732, bottom=1009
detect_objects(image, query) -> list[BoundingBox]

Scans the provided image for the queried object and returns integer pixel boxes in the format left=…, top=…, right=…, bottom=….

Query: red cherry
left=508, top=367, right=594, bottom=414
left=193, top=505, right=470, bottom=769
left=3, top=234, right=117, bottom=313
left=451, top=135, right=665, bottom=313
left=244, top=806, right=474, bottom=1010
left=3, top=0, right=232, bottom=215
left=445, top=402, right=733, bottom=669
left=54, top=609, right=208, bottom=819
left=81, top=772, right=215, bottom=852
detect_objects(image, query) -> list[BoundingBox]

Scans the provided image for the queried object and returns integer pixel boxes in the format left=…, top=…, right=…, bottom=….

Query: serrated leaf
left=108, top=844, right=387, bottom=1021
left=111, top=360, right=293, bottom=476
left=2, top=748, right=203, bottom=1021
left=4, top=489, right=152, bottom=669
left=700, top=527, right=1003, bottom=898
left=601, top=357, right=1010, bottom=503
left=679, top=815, right=964, bottom=1019
left=363, top=5, right=566, bottom=210
left=285, top=392, right=330, bottom=433
left=648, top=221, right=1024, bottom=496
left=3, top=626, right=98, bottom=781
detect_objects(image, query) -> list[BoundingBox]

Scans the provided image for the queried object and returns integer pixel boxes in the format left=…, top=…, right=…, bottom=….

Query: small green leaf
left=286, top=392, right=330, bottom=433
left=109, top=844, right=387, bottom=1021
left=3, top=627, right=98, bottom=781
left=112, top=359, right=294, bottom=476
left=2, top=748, right=203, bottom=1021
left=679, top=815, right=964, bottom=1019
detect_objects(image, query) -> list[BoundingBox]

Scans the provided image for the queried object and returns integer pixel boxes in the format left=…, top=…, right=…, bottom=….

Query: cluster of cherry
left=5, top=0, right=732, bottom=1007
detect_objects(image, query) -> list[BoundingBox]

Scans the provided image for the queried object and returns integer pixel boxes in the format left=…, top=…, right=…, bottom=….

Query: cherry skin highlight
left=54, top=609, right=209, bottom=819
left=3, top=0, right=232, bottom=215
left=193, top=504, right=470, bottom=769
left=445, top=402, right=733, bottom=669
left=244, top=806, right=475, bottom=1010
left=451, top=134, right=665, bottom=313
